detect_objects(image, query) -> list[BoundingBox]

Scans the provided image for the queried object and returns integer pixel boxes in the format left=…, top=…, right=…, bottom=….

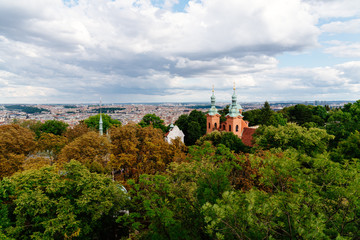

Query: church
left=206, top=86, right=257, bottom=147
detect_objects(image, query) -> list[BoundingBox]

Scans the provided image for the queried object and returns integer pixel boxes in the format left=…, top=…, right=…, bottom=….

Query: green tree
left=121, top=143, right=236, bottom=239
left=202, top=150, right=360, bottom=239
left=175, top=110, right=206, bottom=146
left=0, top=160, right=129, bottom=239
left=196, top=131, right=249, bottom=153
left=39, top=120, right=69, bottom=136
left=259, top=101, right=274, bottom=126
left=139, top=114, right=168, bottom=133
left=83, top=114, right=121, bottom=133
left=331, top=130, right=360, bottom=162
left=326, top=100, right=360, bottom=149
left=243, top=109, right=261, bottom=126
left=254, top=123, right=334, bottom=156
left=268, top=112, right=287, bottom=126
left=280, top=104, right=330, bottom=128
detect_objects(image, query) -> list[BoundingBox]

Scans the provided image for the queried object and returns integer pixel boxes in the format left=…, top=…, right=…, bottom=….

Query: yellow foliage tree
left=37, top=132, right=68, bottom=161
left=58, top=131, right=112, bottom=173
left=22, top=156, right=52, bottom=171
left=0, top=124, right=36, bottom=178
left=63, top=123, right=90, bottom=142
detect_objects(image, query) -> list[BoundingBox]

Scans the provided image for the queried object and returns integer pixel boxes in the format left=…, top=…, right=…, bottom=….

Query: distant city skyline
left=0, top=0, right=359, bottom=104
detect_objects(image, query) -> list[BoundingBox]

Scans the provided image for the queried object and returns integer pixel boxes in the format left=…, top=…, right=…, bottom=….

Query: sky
left=0, top=0, right=359, bottom=104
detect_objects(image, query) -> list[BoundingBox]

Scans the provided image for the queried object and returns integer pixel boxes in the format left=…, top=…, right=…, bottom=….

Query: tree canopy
left=0, top=124, right=36, bottom=178
left=138, top=114, right=168, bottom=133
left=0, top=160, right=128, bottom=239
left=254, top=122, right=334, bottom=156
left=1, top=99, right=360, bottom=239
left=39, top=120, right=69, bottom=136
left=175, top=110, right=206, bottom=146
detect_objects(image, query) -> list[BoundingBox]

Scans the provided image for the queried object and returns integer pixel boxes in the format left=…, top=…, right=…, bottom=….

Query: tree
left=243, top=109, right=262, bottom=126
left=39, top=120, right=69, bottom=136
left=58, top=132, right=112, bottom=173
left=110, top=124, right=186, bottom=186
left=139, top=114, right=168, bottom=133
left=281, top=104, right=314, bottom=126
left=0, top=160, right=129, bottom=239
left=121, top=143, right=234, bottom=239
left=186, top=121, right=203, bottom=146
left=175, top=110, right=206, bottom=146
left=259, top=101, right=274, bottom=126
left=254, top=123, right=334, bottom=156
left=18, top=120, right=43, bottom=138
left=268, top=112, right=287, bottom=127
left=0, top=124, right=36, bottom=178
left=326, top=101, right=360, bottom=149
left=202, top=150, right=360, bottom=239
left=36, top=133, right=68, bottom=161
left=331, top=130, right=360, bottom=162
left=63, top=123, right=90, bottom=142
left=83, top=114, right=121, bottom=133
left=196, top=131, right=249, bottom=153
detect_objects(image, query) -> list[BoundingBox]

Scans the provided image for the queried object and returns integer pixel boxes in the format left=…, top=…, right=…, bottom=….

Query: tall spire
left=227, top=82, right=242, bottom=117
left=208, top=85, right=219, bottom=116
left=99, top=97, right=103, bottom=136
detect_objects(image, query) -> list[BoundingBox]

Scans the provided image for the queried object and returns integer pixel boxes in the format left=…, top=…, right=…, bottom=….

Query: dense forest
left=0, top=101, right=359, bottom=239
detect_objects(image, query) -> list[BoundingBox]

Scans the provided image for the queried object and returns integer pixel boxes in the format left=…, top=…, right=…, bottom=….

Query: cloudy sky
left=0, top=0, right=359, bottom=103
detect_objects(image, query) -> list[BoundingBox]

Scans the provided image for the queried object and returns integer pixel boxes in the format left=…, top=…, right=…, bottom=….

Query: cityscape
left=0, top=100, right=353, bottom=126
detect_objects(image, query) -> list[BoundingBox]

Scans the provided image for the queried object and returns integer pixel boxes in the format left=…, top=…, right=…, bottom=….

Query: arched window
left=223, top=125, right=225, bottom=130
left=208, top=123, right=210, bottom=129
left=236, top=125, right=239, bottom=132
left=229, top=125, right=231, bottom=131
left=214, top=122, right=217, bottom=129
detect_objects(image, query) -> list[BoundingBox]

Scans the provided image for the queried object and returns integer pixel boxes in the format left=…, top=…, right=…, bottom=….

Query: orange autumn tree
left=58, top=131, right=112, bottom=173
left=0, top=124, right=36, bottom=178
left=110, top=123, right=186, bottom=185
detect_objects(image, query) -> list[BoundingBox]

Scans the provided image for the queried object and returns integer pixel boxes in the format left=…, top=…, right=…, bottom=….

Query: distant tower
left=99, top=97, right=103, bottom=136
left=206, top=85, right=220, bottom=134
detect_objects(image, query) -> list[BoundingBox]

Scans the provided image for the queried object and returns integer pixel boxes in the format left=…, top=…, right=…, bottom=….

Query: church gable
left=165, top=125, right=185, bottom=144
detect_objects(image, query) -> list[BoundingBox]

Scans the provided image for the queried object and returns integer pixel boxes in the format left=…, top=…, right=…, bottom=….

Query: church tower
left=206, top=86, right=220, bottom=134
left=220, top=83, right=248, bottom=138
left=99, top=97, right=103, bottom=136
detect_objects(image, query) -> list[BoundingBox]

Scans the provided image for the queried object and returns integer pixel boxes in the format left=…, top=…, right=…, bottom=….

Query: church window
left=223, top=125, right=225, bottom=130
left=236, top=125, right=239, bottom=132
left=229, top=125, right=231, bottom=131
left=214, top=123, right=217, bottom=129
left=208, top=123, right=210, bottom=129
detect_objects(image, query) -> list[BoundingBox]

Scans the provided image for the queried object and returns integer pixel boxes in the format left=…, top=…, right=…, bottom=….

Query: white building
left=165, top=124, right=185, bottom=144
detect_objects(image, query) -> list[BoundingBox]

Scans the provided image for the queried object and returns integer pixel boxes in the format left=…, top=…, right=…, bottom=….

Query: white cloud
left=324, top=42, right=360, bottom=58
left=321, top=19, right=360, bottom=34
left=304, top=0, right=360, bottom=18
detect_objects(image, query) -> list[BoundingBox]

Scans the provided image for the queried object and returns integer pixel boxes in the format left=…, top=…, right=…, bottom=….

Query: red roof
left=241, top=127, right=257, bottom=147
